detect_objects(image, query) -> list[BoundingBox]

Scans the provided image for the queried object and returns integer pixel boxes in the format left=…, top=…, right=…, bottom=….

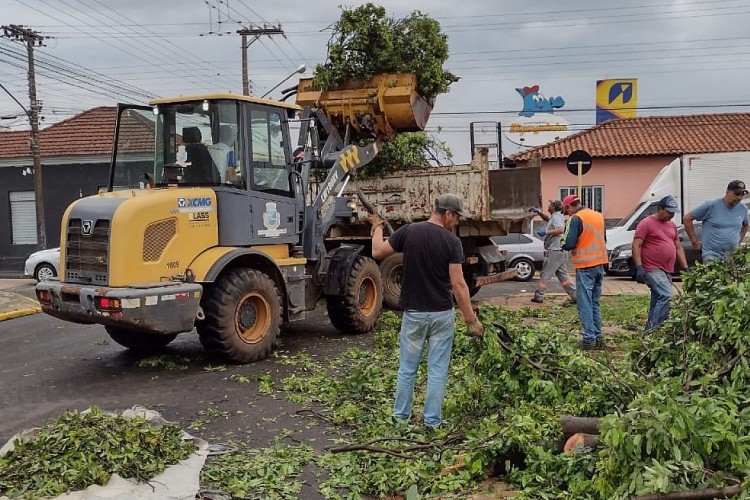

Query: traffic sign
left=566, top=150, right=592, bottom=176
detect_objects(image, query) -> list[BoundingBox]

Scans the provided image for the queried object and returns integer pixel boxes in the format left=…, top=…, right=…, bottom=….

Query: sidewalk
left=0, top=279, right=41, bottom=322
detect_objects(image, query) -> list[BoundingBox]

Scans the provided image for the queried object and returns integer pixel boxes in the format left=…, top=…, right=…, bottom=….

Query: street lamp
left=261, top=64, right=306, bottom=99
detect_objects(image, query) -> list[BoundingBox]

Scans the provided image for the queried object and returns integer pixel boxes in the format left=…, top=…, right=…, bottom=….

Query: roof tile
left=509, top=113, right=750, bottom=161
left=0, top=107, right=117, bottom=159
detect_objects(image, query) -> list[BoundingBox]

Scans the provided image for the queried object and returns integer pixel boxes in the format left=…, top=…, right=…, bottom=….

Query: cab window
left=250, top=108, right=290, bottom=195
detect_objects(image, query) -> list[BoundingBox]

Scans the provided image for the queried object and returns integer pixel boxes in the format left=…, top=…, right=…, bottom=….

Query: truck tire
left=105, top=326, right=177, bottom=351
left=327, top=256, right=383, bottom=333
left=379, top=253, right=403, bottom=310
left=197, top=268, right=281, bottom=363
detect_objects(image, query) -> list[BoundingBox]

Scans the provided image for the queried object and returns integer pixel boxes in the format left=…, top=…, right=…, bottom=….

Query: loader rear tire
left=197, top=268, right=281, bottom=363
left=379, top=253, right=403, bottom=310
left=105, top=326, right=177, bottom=351
left=327, top=256, right=382, bottom=333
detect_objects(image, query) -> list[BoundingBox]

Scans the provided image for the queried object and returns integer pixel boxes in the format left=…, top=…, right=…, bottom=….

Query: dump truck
left=308, top=149, right=540, bottom=308
left=296, top=74, right=540, bottom=309
left=36, top=73, right=436, bottom=362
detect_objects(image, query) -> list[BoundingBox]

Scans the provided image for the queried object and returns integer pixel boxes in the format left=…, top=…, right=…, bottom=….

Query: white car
left=492, top=233, right=545, bottom=282
left=24, top=247, right=60, bottom=282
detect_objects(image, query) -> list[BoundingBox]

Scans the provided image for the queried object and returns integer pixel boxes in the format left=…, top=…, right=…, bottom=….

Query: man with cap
left=632, top=195, right=689, bottom=331
left=529, top=200, right=577, bottom=304
left=683, top=180, right=749, bottom=262
left=371, top=192, right=484, bottom=429
left=560, top=194, right=609, bottom=350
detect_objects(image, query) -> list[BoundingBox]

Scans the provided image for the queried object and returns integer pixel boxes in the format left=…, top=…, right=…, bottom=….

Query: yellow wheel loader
left=36, top=74, right=431, bottom=363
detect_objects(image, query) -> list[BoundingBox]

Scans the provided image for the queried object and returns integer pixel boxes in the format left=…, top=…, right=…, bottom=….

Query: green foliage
left=200, top=439, right=314, bottom=499
left=0, top=407, right=194, bottom=499
left=278, top=301, right=646, bottom=497
left=358, top=131, right=452, bottom=178
left=314, top=3, right=457, bottom=98
left=594, top=382, right=750, bottom=497
left=634, top=248, right=750, bottom=386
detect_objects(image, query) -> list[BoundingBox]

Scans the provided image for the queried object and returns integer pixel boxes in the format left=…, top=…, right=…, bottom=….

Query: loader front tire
left=197, top=268, right=281, bottom=363
left=327, top=256, right=383, bottom=333
left=379, top=252, right=403, bottom=310
left=105, top=326, right=177, bottom=351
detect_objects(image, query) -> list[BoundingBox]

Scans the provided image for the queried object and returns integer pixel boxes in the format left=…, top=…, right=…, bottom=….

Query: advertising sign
left=506, top=84, right=572, bottom=147
left=596, top=78, right=637, bottom=123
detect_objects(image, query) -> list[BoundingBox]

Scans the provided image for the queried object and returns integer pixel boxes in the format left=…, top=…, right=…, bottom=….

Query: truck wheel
left=379, top=253, right=403, bottom=310
left=198, top=268, right=281, bottom=363
left=327, top=256, right=382, bottom=333
left=105, top=326, right=177, bottom=351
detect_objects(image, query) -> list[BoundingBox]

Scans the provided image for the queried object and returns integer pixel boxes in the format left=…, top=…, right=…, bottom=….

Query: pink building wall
left=539, top=156, right=677, bottom=221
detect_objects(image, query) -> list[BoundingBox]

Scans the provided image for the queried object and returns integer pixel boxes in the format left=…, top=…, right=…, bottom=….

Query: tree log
left=563, top=433, right=599, bottom=452
left=561, top=415, right=601, bottom=439
left=632, top=485, right=743, bottom=500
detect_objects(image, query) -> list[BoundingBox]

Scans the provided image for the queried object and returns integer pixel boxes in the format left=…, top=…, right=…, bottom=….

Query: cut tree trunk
left=563, top=433, right=599, bottom=452
left=560, top=415, right=601, bottom=439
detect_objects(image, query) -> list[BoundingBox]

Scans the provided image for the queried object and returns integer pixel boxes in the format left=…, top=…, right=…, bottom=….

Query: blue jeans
left=575, top=265, right=604, bottom=343
left=393, top=309, right=455, bottom=428
left=645, top=268, right=673, bottom=331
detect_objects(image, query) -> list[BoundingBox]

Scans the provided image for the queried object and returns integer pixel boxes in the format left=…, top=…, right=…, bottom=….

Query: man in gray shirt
left=530, top=199, right=577, bottom=304
left=684, top=180, right=749, bottom=262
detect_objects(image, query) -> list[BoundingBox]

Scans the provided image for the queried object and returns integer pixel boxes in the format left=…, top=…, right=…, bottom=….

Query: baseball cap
left=727, top=180, right=748, bottom=195
left=435, top=193, right=472, bottom=218
left=548, top=199, right=563, bottom=211
left=657, top=195, right=679, bottom=213
left=562, top=194, right=580, bottom=207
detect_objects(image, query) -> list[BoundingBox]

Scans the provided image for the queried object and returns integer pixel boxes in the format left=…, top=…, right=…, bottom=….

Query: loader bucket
left=295, top=73, right=433, bottom=140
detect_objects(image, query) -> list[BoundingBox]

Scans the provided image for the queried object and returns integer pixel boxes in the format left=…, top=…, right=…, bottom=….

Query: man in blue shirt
left=683, top=180, right=749, bottom=261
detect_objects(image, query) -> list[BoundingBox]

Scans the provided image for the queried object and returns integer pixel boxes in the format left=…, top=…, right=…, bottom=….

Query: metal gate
left=9, top=191, right=37, bottom=245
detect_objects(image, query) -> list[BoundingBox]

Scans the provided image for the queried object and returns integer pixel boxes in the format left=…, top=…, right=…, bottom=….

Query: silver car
left=493, top=233, right=545, bottom=282
left=24, top=247, right=60, bottom=282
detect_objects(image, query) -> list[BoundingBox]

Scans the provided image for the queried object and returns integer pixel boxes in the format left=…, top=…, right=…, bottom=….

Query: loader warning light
left=95, top=297, right=122, bottom=311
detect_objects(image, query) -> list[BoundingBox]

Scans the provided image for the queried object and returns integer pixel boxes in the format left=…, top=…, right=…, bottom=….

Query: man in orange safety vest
left=560, top=195, right=609, bottom=350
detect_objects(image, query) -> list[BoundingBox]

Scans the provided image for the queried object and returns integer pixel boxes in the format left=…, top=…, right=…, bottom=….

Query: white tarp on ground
left=1, top=406, right=209, bottom=500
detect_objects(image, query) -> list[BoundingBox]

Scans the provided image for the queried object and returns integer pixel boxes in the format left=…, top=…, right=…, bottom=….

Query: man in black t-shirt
left=371, top=193, right=484, bottom=428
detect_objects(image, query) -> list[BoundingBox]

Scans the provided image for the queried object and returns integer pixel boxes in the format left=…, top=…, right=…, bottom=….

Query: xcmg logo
left=177, top=197, right=212, bottom=208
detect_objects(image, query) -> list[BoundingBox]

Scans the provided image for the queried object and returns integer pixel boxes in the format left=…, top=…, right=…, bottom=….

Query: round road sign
left=566, top=150, right=592, bottom=176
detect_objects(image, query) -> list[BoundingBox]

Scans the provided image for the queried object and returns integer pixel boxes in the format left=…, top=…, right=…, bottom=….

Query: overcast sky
left=2, top=0, right=749, bottom=162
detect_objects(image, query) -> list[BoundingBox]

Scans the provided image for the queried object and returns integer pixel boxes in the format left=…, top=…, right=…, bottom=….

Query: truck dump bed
left=339, top=150, right=539, bottom=236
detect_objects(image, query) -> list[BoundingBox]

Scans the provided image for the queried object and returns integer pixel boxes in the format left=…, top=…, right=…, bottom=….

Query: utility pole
left=2, top=24, right=47, bottom=249
left=237, top=24, right=284, bottom=96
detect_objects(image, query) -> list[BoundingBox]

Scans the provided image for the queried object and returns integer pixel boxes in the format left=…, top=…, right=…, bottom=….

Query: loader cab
left=110, top=94, right=304, bottom=247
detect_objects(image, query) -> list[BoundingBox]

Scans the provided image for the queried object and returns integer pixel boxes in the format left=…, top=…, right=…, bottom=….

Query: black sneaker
left=595, top=337, right=606, bottom=349
left=578, top=340, right=596, bottom=350
left=530, top=296, right=544, bottom=304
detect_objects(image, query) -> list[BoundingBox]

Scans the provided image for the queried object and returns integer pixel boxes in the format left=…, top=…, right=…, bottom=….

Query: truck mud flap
left=474, top=269, right=518, bottom=287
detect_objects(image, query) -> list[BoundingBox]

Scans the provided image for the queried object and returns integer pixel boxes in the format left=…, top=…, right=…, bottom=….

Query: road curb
left=0, top=306, right=41, bottom=322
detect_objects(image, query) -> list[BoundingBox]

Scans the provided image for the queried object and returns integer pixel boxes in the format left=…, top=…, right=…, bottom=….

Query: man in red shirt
left=632, top=195, right=689, bottom=331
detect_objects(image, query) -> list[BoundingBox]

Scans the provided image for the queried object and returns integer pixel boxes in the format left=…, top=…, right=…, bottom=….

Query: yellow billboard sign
left=596, top=79, right=637, bottom=123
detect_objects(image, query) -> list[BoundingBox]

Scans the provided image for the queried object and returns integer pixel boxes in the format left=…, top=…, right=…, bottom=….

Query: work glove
left=634, top=265, right=647, bottom=284
left=466, top=318, right=485, bottom=337
left=369, top=213, right=384, bottom=236
left=536, top=229, right=547, bottom=238
left=528, top=207, right=542, bottom=214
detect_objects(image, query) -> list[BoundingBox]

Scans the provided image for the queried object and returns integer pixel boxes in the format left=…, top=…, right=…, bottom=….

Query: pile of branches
left=274, top=247, right=750, bottom=498
left=314, top=3, right=457, bottom=99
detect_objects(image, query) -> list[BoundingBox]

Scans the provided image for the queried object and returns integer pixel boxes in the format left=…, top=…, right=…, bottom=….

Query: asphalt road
left=0, top=275, right=568, bottom=497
